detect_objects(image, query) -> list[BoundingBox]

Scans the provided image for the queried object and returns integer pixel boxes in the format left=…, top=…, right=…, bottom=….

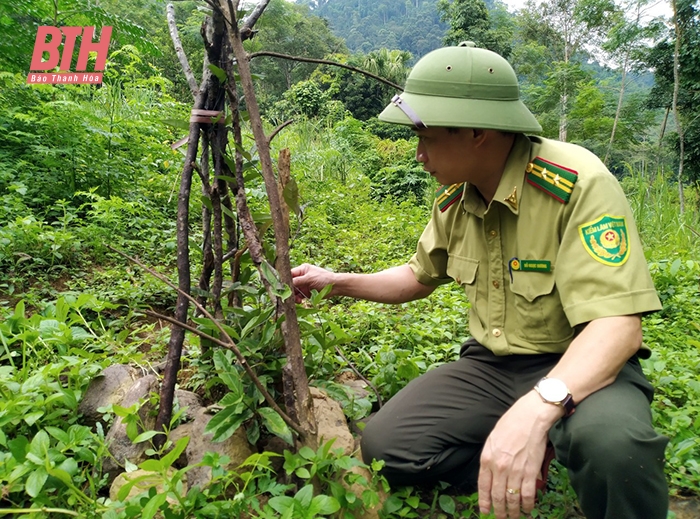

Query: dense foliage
left=298, top=0, right=448, bottom=58
left=0, top=0, right=699, bottom=516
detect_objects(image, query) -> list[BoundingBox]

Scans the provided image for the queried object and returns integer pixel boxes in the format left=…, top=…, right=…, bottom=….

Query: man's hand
left=478, top=391, right=562, bottom=519
left=290, top=263, right=337, bottom=302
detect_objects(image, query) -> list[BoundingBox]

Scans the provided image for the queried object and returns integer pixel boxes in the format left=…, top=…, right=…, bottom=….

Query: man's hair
left=446, top=128, right=516, bottom=136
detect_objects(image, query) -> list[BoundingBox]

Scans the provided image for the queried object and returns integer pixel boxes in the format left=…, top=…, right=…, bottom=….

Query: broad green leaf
left=38, top=319, right=60, bottom=335
left=298, top=445, right=315, bottom=460
left=259, top=407, right=294, bottom=446
left=406, top=495, right=420, bottom=507
left=47, top=467, right=73, bottom=486
left=25, top=466, right=48, bottom=497
left=213, top=350, right=243, bottom=396
left=260, top=260, right=281, bottom=288
left=294, top=467, right=311, bottom=479
left=670, top=258, right=682, bottom=276
left=295, top=484, right=314, bottom=508
left=44, top=426, right=70, bottom=444
left=57, top=457, right=79, bottom=476
left=268, top=495, right=295, bottom=516
left=23, top=410, right=44, bottom=426
left=214, top=175, right=238, bottom=184
left=208, top=64, right=228, bottom=83
left=219, top=392, right=243, bottom=407
left=384, top=494, right=403, bottom=514
left=247, top=419, right=261, bottom=446
left=126, top=420, right=139, bottom=442
left=8, top=436, right=29, bottom=462
left=232, top=141, right=252, bottom=161
left=239, top=307, right=275, bottom=340
left=283, top=177, right=301, bottom=217
left=162, top=119, right=191, bottom=131
left=139, top=459, right=163, bottom=472
left=397, top=359, right=420, bottom=381
left=133, top=430, right=160, bottom=444
left=112, top=404, right=138, bottom=418
left=14, top=300, right=26, bottom=320
left=160, top=436, right=189, bottom=469
left=205, top=406, right=252, bottom=442
left=439, top=494, right=456, bottom=514
left=201, top=195, right=214, bottom=212
left=70, top=326, right=92, bottom=341
left=29, top=430, right=50, bottom=458
left=142, top=492, right=168, bottom=519
left=311, top=494, right=341, bottom=515
left=116, top=472, right=158, bottom=501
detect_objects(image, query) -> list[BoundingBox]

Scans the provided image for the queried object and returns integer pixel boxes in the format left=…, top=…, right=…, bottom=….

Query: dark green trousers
left=360, top=340, right=669, bottom=519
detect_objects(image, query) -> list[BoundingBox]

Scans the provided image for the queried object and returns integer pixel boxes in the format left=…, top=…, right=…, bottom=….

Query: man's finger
left=519, top=469, right=538, bottom=513
left=505, top=482, right=522, bottom=519
left=477, top=465, right=493, bottom=515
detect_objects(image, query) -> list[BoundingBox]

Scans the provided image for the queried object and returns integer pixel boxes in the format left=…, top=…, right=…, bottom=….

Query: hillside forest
left=0, top=0, right=699, bottom=517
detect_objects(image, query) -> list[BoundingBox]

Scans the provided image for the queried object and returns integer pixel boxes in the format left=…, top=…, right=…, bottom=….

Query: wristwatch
left=534, top=377, right=575, bottom=417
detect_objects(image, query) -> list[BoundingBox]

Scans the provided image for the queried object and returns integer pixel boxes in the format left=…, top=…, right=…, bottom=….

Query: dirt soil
left=669, top=495, right=700, bottom=519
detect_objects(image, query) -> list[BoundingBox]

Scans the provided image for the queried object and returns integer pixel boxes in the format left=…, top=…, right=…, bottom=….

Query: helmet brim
left=378, top=92, right=542, bottom=133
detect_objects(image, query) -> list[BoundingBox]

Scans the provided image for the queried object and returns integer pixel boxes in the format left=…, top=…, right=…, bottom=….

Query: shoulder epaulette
left=436, top=183, right=464, bottom=212
left=526, top=157, right=578, bottom=203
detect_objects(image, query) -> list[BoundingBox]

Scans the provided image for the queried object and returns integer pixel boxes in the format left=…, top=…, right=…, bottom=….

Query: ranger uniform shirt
left=408, top=134, right=661, bottom=356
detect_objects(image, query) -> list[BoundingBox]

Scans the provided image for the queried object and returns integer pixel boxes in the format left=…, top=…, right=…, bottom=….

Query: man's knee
left=359, top=416, right=386, bottom=465
left=565, top=422, right=667, bottom=478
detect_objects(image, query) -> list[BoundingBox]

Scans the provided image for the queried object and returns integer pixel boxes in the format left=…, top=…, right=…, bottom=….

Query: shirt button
left=492, top=328, right=502, bottom=337
left=489, top=230, right=498, bottom=237
left=492, top=280, right=500, bottom=289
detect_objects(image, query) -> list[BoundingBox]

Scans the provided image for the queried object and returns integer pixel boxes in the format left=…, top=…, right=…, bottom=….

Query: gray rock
left=78, top=364, right=140, bottom=428
left=182, top=408, right=255, bottom=490
left=102, top=374, right=160, bottom=483
left=311, top=387, right=354, bottom=456
left=174, top=390, right=203, bottom=423
left=167, top=421, right=193, bottom=468
left=342, top=379, right=371, bottom=401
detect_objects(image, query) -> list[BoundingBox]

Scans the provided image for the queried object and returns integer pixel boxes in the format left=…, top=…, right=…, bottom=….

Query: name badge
left=509, top=258, right=552, bottom=282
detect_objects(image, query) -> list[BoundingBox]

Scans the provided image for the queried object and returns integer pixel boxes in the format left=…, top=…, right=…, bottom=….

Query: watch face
left=539, top=378, right=568, bottom=402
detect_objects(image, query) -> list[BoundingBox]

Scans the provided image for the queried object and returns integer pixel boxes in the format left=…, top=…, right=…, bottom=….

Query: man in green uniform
left=291, top=42, right=668, bottom=519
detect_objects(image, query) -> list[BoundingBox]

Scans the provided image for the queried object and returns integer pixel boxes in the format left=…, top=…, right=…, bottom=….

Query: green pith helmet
left=378, top=42, right=542, bottom=133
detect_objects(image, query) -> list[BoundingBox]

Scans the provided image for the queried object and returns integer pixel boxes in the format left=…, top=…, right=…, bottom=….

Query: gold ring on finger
left=506, top=488, right=520, bottom=495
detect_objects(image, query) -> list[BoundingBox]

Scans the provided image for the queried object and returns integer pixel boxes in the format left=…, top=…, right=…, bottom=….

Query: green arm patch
left=578, top=214, right=630, bottom=266
left=526, top=157, right=578, bottom=203
left=436, top=183, right=465, bottom=212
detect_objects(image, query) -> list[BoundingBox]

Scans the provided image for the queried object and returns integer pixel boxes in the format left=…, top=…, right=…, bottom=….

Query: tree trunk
left=222, top=0, right=317, bottom=446
left=167, top=3, right=199, bottom=98
left=155, top=12, right=226, bottom=443
left=559, top=93, right=568, bottom=142
left=671, top=0, right=685, bottom=215
left=604, top=51, right=629, bottom=166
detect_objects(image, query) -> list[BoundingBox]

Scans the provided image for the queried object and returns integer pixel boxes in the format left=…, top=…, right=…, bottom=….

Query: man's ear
left=472, top=128, right=488, bottom=146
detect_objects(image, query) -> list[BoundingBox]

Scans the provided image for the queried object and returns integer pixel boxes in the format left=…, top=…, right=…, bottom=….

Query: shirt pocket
left=509, top=271, right=573, bottom=344
left=446, top=255, right=478, bottom=302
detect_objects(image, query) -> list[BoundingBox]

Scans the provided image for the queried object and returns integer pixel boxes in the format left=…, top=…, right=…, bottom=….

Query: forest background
left=0, top=0, right=699, bottom=517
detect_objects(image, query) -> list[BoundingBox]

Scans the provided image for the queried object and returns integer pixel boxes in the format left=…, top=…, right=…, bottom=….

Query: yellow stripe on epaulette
left=525, top=157, right=578, bottom=203
left=436, top=183, right=464, bottom=212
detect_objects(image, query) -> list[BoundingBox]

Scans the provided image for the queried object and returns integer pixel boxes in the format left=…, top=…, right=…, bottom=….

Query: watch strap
left=560, top=393, right=575, bottom=417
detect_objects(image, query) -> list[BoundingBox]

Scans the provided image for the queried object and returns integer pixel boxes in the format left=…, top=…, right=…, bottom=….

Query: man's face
left=414, top=127, right=478, bottom=186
